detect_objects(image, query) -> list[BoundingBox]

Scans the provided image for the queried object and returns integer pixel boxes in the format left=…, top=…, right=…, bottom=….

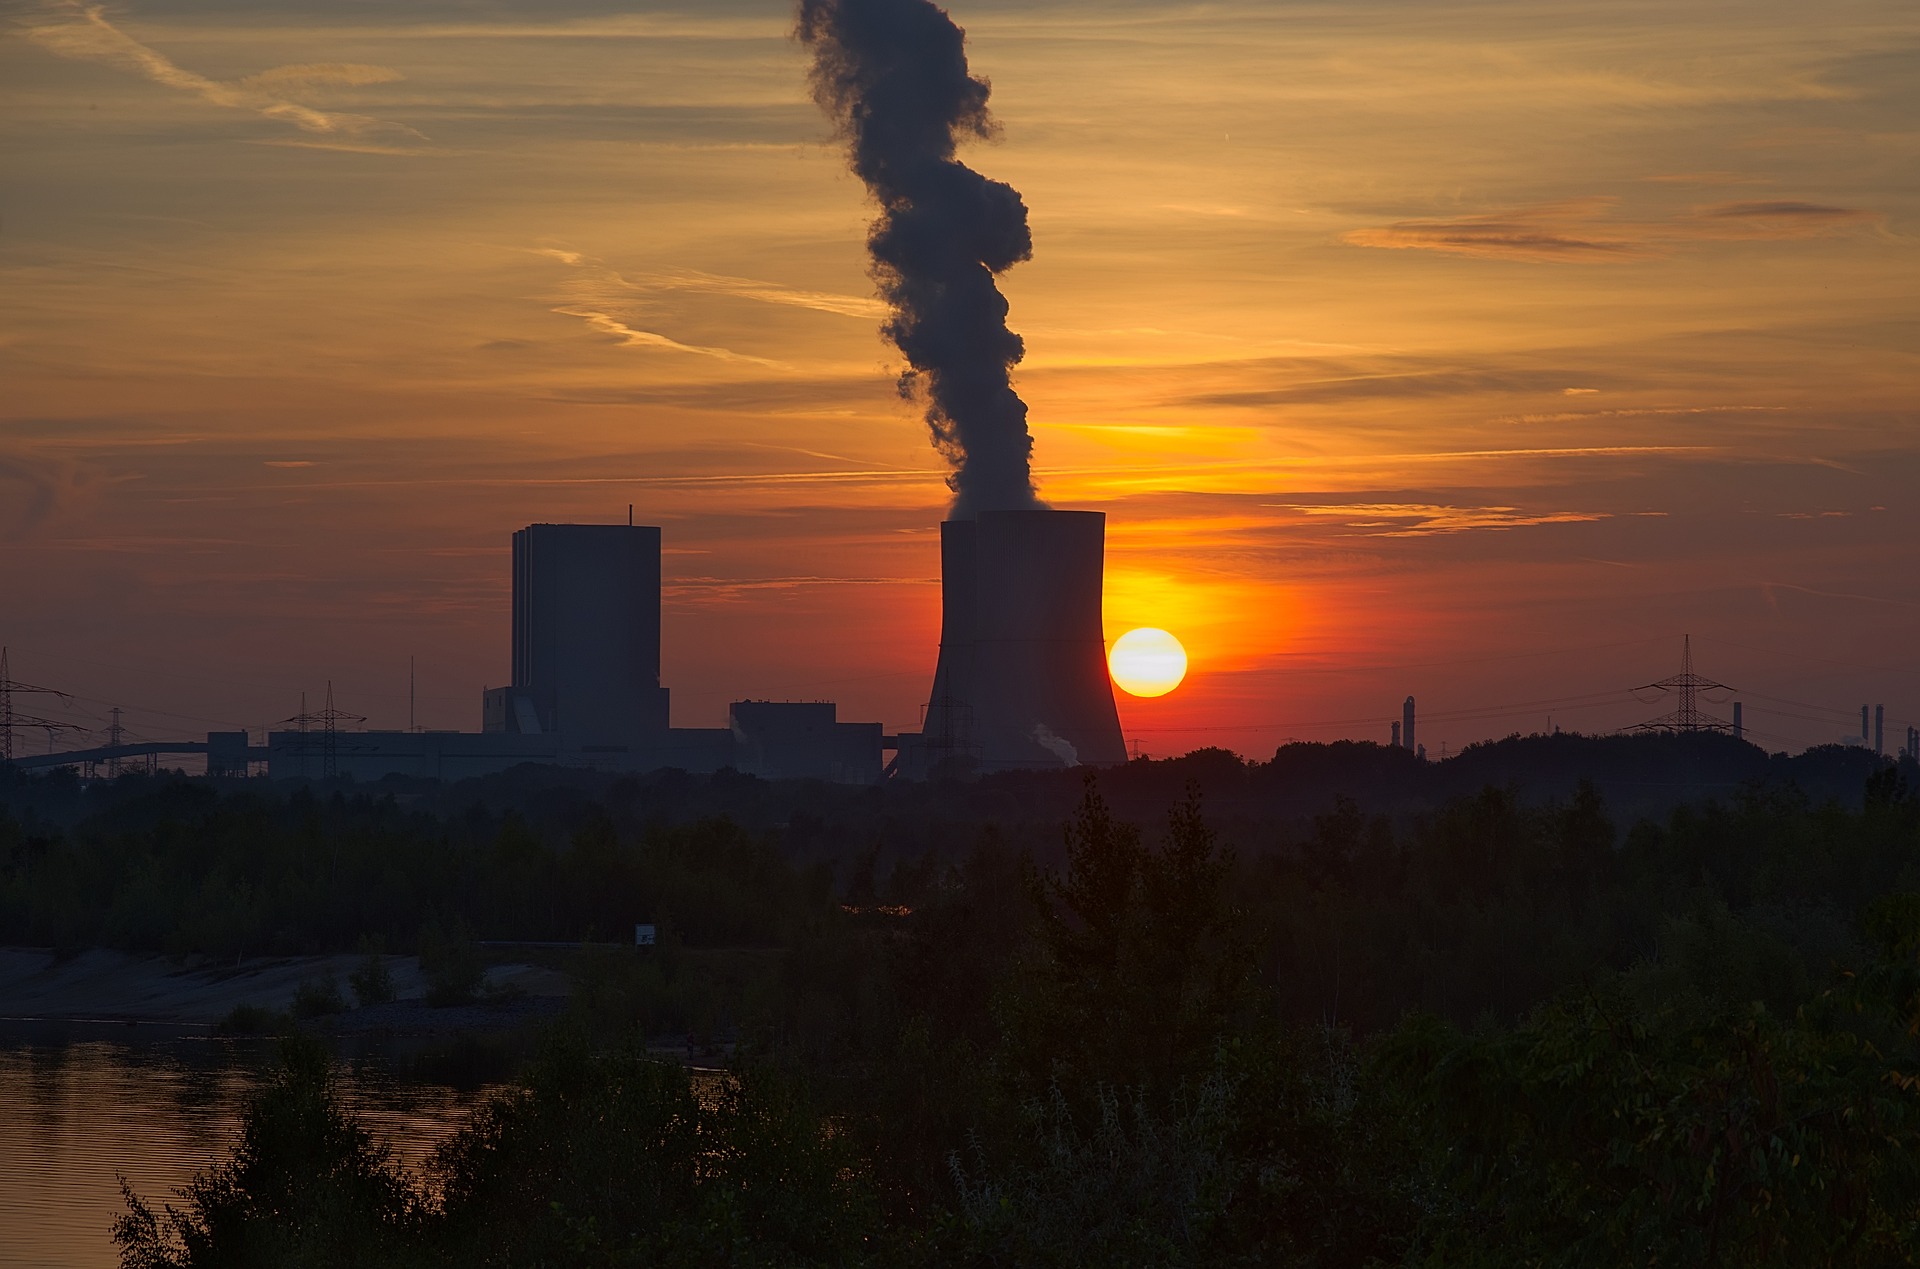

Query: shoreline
left=0, top=946, right=570, bottom=1030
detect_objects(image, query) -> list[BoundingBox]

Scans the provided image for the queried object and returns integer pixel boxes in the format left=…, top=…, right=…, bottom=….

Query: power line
left=0, top=647, right=77, bottom=763
left=278, top=682, right=366, bottom=779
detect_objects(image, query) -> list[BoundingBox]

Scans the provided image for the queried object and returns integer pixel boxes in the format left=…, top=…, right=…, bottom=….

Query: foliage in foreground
left=116, top=776, right=1920, bottom=1267
left=116, top=1036, right=878, bottom=1269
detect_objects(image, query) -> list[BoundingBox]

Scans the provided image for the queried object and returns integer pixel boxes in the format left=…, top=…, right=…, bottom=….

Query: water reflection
left=0, top=1023, right=495, bottom=1269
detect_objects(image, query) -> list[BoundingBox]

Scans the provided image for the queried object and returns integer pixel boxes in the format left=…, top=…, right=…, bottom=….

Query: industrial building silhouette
left=17, top=511, right=1128, bottom=784
left=900, top=510, right=1125, bottom=777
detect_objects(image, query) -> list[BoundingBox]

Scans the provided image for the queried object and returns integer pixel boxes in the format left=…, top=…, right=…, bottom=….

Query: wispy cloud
left=1494, top=405, right=1787, bottom=424
left=642, top=269, right=888, bottom=320
left=1343, top=198, right=1645, bottom=263
left=0, top=451, right=100, bottom=540
left=525, top=245, right=871, bottom=367
left=1686, top=201, right=1881, bottom=239
left=1345, top=195, right=1880, bottom=263
left=550, top=307, right=787, bottom=368
left=1188, top=368, right=1615, bottom=407
left=1265, top=502, right=1611, bottom=537
left=24, top=3, right=426, bottom=153
left=524, top=246, right=884, bottom=320
left=234, top=63, right=404, bottom=91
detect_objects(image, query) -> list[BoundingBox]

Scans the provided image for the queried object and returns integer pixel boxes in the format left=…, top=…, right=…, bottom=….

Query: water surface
left=0, top=1023, right=493, bottom=1269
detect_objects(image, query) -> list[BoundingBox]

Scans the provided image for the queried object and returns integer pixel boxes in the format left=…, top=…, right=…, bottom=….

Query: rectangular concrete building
left=729, top=700, right=883, bottom=784
left=484, top=523, right=670, bottom=750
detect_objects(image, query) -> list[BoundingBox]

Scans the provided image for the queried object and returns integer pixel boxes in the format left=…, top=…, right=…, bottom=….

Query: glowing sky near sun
left=2, top=0, right=1916, bottom=758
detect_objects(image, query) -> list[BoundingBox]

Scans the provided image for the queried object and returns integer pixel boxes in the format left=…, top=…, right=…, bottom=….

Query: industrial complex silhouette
left=5, top=509, right=1131, bottom=785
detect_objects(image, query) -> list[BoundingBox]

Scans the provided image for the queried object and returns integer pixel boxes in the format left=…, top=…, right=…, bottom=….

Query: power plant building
left=29, top=512, right=1129, bottom=786
left=901, top=509, right=1127, bottom=776
left=484, top=524, right=670, bottom=749
left=729, top=701, right=883, bottom=783
left=178, top=519, right=879, bottom=782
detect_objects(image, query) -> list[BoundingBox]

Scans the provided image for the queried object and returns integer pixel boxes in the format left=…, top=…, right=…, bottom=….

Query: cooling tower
left=920, top=509, right=1127, bottom=772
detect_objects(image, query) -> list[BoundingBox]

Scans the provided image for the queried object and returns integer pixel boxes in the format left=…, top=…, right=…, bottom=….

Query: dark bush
left=290, top=975, right=346, bottom=1019
left=418, top=919, right=483, bottom=1008
left=348, top=945, right=394, bottom=1008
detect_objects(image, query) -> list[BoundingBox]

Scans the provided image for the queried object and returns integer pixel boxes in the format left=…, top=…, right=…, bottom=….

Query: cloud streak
left=530, top=246, right=882, bottom=326
left=1266, top=501, right=1611, bottom=537
left=1344, top=198, right=1646, bottom=262
left=549, top=307, right=787, bottom=368
left=24, top=3, right=425, bottom=152
left=641, top=269, right=888, bottom=320
left=1189, top=368, right=1618, bottom=407
left=1346, top=196, right=1881, bottom=263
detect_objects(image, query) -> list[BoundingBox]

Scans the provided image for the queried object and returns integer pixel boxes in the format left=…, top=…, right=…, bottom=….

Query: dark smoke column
left=798, top=0, right=1043, bottom=516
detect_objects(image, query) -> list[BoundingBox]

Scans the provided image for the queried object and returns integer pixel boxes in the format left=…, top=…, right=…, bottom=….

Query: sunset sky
left=4, top=0, right=1916, bottom=759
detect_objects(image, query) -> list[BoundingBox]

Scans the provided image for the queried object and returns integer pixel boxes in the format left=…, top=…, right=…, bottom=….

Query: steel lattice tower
left=279, top=681, right=366, bottom=779
left=0, top=648, right=72, bottom=763
left=1632, top=635, right=1734, bottom=734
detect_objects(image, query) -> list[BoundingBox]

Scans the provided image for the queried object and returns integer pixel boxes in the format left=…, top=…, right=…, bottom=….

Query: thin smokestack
left=797, top=0, right=1043, bottom=517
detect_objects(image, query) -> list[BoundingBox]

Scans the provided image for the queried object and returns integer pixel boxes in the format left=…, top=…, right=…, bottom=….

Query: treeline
left=0, top=781, right=828, bottom=956
left=112, top=770, right=1920, bottom=1266
left=5, top=759, right=1917, bottom=1037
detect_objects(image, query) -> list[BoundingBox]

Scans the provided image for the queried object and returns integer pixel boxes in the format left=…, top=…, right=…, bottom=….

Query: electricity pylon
left=0, top=647, right=72, bottom=763
left=1632, top=635, right=1734, bottom=734
left=279, top=681, right=366, bottom=778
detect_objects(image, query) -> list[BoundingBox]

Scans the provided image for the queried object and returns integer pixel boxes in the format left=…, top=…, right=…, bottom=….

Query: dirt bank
left=0, top=948, right=569, bottom=1028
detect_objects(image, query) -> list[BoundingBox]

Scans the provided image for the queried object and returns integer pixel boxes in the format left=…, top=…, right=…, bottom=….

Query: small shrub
left=480, top=977, right=527, bottom=1004
left=348, top=948, right=395, bottom=1008
left=217, top=1003, right=289, bottom=1035
left=420, top=918, right=485, bottom=1007
left=291, top=975, right=346, bottom=1019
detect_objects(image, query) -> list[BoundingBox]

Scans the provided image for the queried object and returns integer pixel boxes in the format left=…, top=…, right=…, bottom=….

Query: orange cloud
left=1345, top=195, right=1879, bottom=262
left=25, top=2, right=425, bottom=152
left=1342, top=198, right=1647, bottom=262
left=1265, top=502, right=1611, bottom=537
left=1681, top=200, right=1880, bottom=239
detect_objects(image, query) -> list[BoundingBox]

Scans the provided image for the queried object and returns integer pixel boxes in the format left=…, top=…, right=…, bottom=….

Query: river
left=0, top=1022, right=497, bottom=1269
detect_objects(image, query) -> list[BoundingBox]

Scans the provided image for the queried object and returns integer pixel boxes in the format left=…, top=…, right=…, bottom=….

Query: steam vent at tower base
left=894, top=509, right=1128, bottom=779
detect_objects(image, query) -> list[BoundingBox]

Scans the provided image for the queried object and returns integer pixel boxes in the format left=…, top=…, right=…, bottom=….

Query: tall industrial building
left=907, top=509, right=1127, bottom=774
left=484, top=523, right=670, bottom=750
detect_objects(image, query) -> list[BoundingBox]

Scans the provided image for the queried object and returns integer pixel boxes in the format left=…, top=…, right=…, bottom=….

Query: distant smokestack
left=798, top=0, right=1043, bottom=516
left=919, top=510, right=1124, bottom=771
left=1732, top=701, right=1743, bottom=742
left=1403, top=696, right=1417, bottom=757
left=1390, top=720, right=1401, bottom=748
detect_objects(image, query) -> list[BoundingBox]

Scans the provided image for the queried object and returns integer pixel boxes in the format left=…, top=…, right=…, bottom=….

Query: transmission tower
left=0, top=647, right=74, bottom=763
left=106, top=707, right=125, bottom=777
left=1631, top=635, right=1734, bottom=734
left=278, top=681, right=365, bottom=779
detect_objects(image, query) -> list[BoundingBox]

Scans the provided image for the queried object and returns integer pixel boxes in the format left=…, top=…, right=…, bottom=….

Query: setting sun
left=1108, top=627, right=1189, bottom=698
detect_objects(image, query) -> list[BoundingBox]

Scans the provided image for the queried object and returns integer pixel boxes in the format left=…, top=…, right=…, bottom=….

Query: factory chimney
left=1403, top=696, right=1417, bottom=757
left=1733, top=701, right=1743, bottom=742
left=1391, top=720, right=1401, bottom=748
left=917, top=509, right=1125, bottom=773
